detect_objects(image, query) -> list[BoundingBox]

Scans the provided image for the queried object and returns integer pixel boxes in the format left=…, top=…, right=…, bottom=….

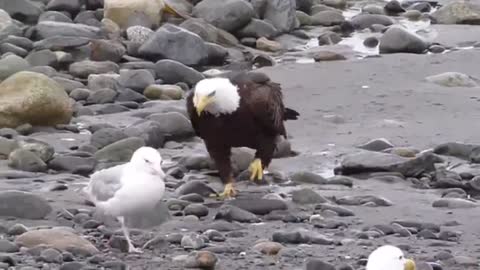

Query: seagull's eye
left=399, top=256, right=403, bottom=260
left=208, top=90, right=216, bottom=97
left=144, top=158, right=151, bottom=163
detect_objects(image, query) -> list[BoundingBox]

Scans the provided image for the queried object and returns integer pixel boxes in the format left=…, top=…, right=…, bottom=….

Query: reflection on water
left=296, top=58, right=316, bottom=64
left=282, top=1, right=450, bottom=63
left=342, top=7, right=362, bottom=20
left=339, top=32, right=380, bottom=56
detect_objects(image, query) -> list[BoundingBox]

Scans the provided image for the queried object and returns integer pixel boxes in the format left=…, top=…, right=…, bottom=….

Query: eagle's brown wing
left=242, top=80, right=287, bottom=137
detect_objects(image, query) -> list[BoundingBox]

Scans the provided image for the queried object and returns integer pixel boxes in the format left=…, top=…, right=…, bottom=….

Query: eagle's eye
left=208, top=90, right=216, bottom=97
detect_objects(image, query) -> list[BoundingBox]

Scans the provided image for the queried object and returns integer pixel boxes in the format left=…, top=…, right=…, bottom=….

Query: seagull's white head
left=366, top=245, right=416, bottom=270
left=193, top=77, right=241, bottom=116
left=130, top=146, right=165, bottom=178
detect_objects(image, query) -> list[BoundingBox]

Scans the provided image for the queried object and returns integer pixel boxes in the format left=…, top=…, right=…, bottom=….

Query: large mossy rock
left=0, top=71, right=73, bottom=128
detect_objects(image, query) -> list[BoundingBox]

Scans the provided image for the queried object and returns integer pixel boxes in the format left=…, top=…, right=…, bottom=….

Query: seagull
left=83, top=146, right=166, bottom=253
left=366, top=245, right=416, bottom=270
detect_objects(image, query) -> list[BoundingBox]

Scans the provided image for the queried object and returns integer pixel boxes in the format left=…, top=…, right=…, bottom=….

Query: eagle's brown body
left=186, top=71, right=299, bottom=187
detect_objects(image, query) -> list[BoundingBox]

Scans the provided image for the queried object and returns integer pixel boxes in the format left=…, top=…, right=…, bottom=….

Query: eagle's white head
left=193, top=77, right=241, bottom=116
left=366, top=245, right=416, bottom=270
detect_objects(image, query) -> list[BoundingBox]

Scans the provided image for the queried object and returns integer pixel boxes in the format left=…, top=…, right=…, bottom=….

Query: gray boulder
left=87, top=73, right=120, bottom=91
left=205, top=42, right=228, bottom=65
left=17, top=138, right=54, bottom=162
left=1, top=43, right=28, bottom=57
left=48, top=155, right=97, bottom=175
left=138, top=24, right=209, bottom=66
left=94, top=137, right=145, bottom=163
left=46, top=0, right=82, bottom=16
left=117, top=69, right=155, bottom=93
left=0, top=10, right=21, bottom=40
left=263, top=0, right=297, bottom=33
left=86, top=88, right=117, bottom=104
left=311, top=10, right=345, bottom=26
left=123, top=121, right=165, bottom=148
left=8, top=149, right=47, bottom=172
left=431, top=2, right=480, bottom=25
left=0, top=0, right=43, bottom=24
left=379, top=25, right=428, bottom=54
left=351, top=14, right=395, bottom=29
left=179, top=17, right=219, bottom=43
left=0, top=137, right=17, bottom=159
left=296, top=0, right=313, bottom=14
left=0, top=54, right=30, bottom=80
left=0, top=190, right=52, bottom=219
left=69, top=60, right=119, bottom=78
left=90, top=127, right=128, bottom=149
left=155, top=60, right=205, bottom=86
left=33, top=36, right=90, bottom=51
left=25, top=49, right=58, bottom=68
left=0, top=8, right=13, bottom=32
left=236, top=19, right=278, bottom=39
left=292, top=188, right=328, bottom=204
left=53, top=77, right=85, bottom=93
left=192, top=0, right=254, bottom=32
left=425, top=72, right=479, bottom=87
left=90, top=39, right=126, bottom=63
left=336, top=150, right=442, bottom=177
left=146, top=112, right=195, bottom=140
left=38, top=10, right=73, bottom=23
left=34, top=21, right=103, bottom=39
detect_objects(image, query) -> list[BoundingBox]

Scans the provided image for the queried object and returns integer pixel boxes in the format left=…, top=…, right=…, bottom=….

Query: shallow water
left=278, top=3, right=467, bottom=63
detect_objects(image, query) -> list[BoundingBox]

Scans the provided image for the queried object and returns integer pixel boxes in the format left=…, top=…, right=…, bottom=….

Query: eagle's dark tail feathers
left=284, top=107, right=300, bottom=120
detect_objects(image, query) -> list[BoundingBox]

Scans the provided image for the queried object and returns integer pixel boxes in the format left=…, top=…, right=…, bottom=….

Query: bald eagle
left=186, top=71, right=299, bottom=199
left=366, top=245, right=416, bottom=270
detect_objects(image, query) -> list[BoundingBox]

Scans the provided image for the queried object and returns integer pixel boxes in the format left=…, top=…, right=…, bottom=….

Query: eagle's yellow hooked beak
left=196, top=95, right=212, bottom=116
left=404, top=259, right=416, bottom=270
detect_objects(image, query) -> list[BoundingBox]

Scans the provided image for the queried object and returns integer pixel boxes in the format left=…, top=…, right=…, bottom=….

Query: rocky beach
left=0, top=0, right=480, bottom=269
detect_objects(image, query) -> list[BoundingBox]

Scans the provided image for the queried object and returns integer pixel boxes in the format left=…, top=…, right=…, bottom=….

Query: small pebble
left=40, top=248, right=63, bottom=264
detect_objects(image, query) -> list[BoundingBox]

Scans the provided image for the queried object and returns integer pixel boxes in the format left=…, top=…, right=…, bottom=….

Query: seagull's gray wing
left=84, top=164, right=126, bottom=203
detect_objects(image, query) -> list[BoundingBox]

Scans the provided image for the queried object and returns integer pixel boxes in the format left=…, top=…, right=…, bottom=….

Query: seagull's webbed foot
left=249, top=158, right=264, bottom=182
left=118, top=216, right=143, bottom=254
left=128, top=246, right=144, bottom=254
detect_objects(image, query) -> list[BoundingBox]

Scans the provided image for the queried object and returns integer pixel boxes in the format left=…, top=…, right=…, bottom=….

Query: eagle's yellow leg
left=249, top=158, right=264, bottom=182
left=216, top=183, right=237, bottom=199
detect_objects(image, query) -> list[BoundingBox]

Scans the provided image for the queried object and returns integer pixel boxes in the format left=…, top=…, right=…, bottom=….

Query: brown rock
left=313, top=51, right=347, bottom=62
left=256, top=37, right=282, bottom=52
left=253, top=241, right=284, bottom=255
left=16, top=228, right=99, bottom=256
left=144, top=84, right=183, bottom=100
left=184, top=250, right=217, bottom=269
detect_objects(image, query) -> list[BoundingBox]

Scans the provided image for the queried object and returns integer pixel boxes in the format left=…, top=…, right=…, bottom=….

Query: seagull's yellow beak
left=404, top=259, right=416, bottom=270
left=196, top=95, right=213, bottom=116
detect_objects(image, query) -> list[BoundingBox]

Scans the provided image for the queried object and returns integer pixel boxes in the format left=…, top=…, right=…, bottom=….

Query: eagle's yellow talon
left=216, top=183, right=237, bottom=199
left=249, top=158, right=263, bottom=182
